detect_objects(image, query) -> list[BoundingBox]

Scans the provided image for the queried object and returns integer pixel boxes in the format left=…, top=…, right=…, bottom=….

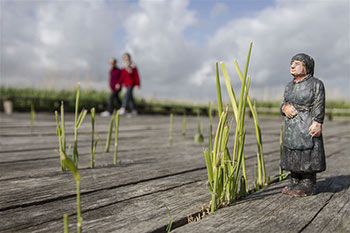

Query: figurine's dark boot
left=282, top=172, right=301, bottom=195
left=291, top=173, right=316, bottom=196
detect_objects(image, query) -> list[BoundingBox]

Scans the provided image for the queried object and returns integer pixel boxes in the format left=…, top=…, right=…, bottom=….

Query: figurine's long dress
left=280, top=75, right=326, bottom=172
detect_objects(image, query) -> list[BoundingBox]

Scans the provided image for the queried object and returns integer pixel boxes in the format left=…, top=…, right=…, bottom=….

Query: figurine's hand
left=283, top=104, right=298, bottom=118
left=309, top=121, right=322, bottom=137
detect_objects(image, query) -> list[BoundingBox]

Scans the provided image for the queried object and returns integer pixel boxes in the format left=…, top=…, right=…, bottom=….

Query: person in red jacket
left=118, top=53, right=140, bottom=115
left=101, top=58, right=122, bottom=117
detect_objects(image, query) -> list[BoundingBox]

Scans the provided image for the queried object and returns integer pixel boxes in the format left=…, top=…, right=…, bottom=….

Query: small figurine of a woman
left=280, top=53, right=326, bottom=196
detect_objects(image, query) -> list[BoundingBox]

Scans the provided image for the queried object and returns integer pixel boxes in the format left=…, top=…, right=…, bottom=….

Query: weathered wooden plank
left=0, top=148, right=206, bottom=210
left=0, top=169, right=209, bottom=232
left=3, top=181, right=210, bottom=233
left=302, top=187, right=350, bottom=233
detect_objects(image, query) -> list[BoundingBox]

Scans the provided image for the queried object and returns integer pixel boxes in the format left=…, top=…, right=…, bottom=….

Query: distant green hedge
left=1, top=86, right=349, bottom=116
left=0, top=86, right=209, bottom=115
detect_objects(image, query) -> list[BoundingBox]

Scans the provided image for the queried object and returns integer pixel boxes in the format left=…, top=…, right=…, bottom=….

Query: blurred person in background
left=101, top=58, right=122, bottom=117
left=118, top=52, right=140, bottom=115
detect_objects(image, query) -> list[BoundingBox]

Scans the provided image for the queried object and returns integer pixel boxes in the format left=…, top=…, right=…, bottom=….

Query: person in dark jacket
left=101, top=58, right=122, bottom=117
left=280, top=53, right=326, bottom=196
left=118, top=53, right=140, bottom=115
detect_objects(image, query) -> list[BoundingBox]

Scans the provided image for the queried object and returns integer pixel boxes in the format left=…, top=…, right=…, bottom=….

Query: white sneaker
left=100, top=111, right=110, bottom=117
left=118, top=107, right=126, bottom=115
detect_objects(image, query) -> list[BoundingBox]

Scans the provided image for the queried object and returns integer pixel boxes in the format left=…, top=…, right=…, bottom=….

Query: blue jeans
left=122, top=86, right=136, bottom=111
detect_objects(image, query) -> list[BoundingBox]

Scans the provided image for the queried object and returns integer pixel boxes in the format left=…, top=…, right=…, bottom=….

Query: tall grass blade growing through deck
left=233, top=52, right=267, bottom=186
left=64, top=214, right=68, bottom=233
left=169, top=113, right=173, bottom=145
left=194, top=111, right=204, bottom=143
left=182, top=112, right=186, bottom=137
left=114, top=112, right=120, bottom=164
left=208, top=102, right=213, bottom=154
left=60, top=150, right=82, bottom=233
left=279, top=125, right=289, bottom=180
left=164, top=204, right=173, bottom=233
left=55, top=102, right=66, bottom=171
left=90, top=108, right=96, bottom=168
left=105, top=110, right=115, bottom=152
left=73, top=83, right=87, bottom=167
left=216, top=62, right=223, bottom=118
left=30, top=102, right=35, bottom=126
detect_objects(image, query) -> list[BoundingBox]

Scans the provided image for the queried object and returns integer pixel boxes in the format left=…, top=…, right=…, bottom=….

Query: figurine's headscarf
left=291, top=53, right=315, bottom=76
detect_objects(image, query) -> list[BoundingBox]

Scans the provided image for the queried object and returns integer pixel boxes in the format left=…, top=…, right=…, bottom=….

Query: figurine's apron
left=283, top=103, right=313, bottom=150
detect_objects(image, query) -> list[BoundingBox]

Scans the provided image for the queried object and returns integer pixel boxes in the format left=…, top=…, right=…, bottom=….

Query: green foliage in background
left=1, top=86, right=348, bottom=116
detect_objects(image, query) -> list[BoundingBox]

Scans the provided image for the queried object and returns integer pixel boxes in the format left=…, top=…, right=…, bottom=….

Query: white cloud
left=1, top=0, right=349, bottom=101
left=210, top=2, right=229, bottom=18
left=123, top=0, right=203, bottom=98
left=1, top=0, right=125, bottom=88
left=191, top=0, right=350, bottom=100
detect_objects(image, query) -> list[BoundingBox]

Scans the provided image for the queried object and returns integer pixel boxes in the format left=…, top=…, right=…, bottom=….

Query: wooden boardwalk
left=0, top=113, right=349, bottom=233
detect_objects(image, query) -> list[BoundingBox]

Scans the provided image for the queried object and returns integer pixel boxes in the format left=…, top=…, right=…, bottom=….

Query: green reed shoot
left=114, top=112, right=120, bottom=164
left=105, top=110, right=115, bottom=152
left=90, top=108, right=96, bottom=168
left=60, top=150, right=82, bottom=233
left=165, top=204, right=173, bottom=233
left=216, top=62, right=223, bottom=118
left=73, top=83, right=87, bottom=167
left=64, top=214, right=68, bottom=233
left=279, top=125, right=284, bottom=181
left=208, top=102, right=213, bottom=154
left=182, top=112, right=186, bottom=137
left=279, top=125, right=289, bottom=180
left=30, top=102, right=35, bottom=126
left=233, top=53, right=267, bottom=186
left=194, top=111, right=204, bottom=143
left=55, top=102, right=66, bottom=171
left=220, top=61, right=250, bottom=191
left=169, top=113, right=173, bottom=145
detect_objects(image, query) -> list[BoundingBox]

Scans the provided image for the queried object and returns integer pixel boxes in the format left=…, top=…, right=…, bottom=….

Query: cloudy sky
left=1, top=0, right=349, bottom=102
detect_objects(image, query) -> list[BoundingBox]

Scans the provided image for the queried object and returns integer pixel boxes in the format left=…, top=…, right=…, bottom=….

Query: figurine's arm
left=312, top=80, right=325, bottom=123
left=309, top=80, right=325, bottom=137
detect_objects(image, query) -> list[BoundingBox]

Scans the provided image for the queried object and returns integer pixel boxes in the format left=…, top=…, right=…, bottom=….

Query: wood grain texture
left=0, top=113, right=349, bottom=232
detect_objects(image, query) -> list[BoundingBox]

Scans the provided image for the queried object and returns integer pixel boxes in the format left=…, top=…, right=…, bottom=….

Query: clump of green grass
left=204, top=42, right=267, bottom=212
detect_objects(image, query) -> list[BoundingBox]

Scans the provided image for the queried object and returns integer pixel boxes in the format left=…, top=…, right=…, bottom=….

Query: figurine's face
left=290, top=60, right=307, bottom=77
